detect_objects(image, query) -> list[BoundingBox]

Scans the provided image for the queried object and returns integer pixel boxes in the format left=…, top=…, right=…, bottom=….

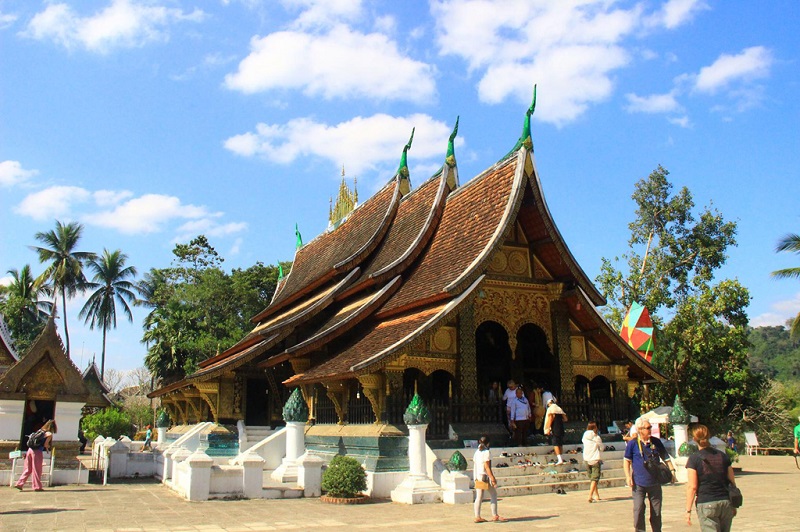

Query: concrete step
left=262, top=485, right=304, bottom=499
left=495, top=476, right=627, bottom=497
left=491, top=467, right=625, bottom=487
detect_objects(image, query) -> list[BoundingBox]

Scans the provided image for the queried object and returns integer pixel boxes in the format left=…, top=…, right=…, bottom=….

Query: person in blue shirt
left=142, top=424, right=152, bottom=451
left=623, top=418, right=676, bottom=532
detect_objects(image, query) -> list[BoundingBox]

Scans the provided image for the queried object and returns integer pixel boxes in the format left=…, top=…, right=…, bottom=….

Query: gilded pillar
left=549, top=299, right=574, bottom=395
left=458, top=306, right=479, bottom=400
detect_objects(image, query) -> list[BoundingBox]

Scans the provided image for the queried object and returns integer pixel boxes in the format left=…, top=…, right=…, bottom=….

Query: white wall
left=0, top=399, right=25, bottom=439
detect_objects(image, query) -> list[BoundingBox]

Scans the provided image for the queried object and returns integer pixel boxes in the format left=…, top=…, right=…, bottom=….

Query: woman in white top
left=582, top=421, right=605, bottom=503
left=473, top=435, right=507, bottom=523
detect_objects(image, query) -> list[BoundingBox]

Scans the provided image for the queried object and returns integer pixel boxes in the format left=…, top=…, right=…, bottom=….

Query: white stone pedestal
left=271, top=421, right=305, bottom=483
left=297, top=452, right=324, bottom=497
left=391, top=424, right=442, bottom=504
left=441, top=470, right=472, bottom=504
left=673, top=423, right=689, bottom=482
left=157, top=427, right=167, bottom=444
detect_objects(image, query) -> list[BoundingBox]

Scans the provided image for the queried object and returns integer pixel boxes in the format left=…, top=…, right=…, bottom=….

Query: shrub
left=81, top=408, right=135, bottom=441
left=725, top=446, right=739, bottom=464
left=321, top=455, right=367, bottom=498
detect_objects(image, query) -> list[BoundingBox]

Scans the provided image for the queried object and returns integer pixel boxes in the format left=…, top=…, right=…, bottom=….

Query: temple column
left=548, top=292, right=574, bottom=396
left=457, top=307, right=479, bottom=401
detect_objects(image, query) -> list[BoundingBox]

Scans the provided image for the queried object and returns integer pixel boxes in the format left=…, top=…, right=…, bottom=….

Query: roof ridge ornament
left=397, top=127, right=414, bottom=196
left=445, top=116, right=459, bottom=168
left=503, top=84, right=537, bottom=160
left=328, top=167, right=358, bottom=230
left=295, top=223, right=303, bottom=249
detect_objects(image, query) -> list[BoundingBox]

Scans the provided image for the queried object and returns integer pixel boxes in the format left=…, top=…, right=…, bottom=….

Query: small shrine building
left=150, top=103, right=664, bottom=437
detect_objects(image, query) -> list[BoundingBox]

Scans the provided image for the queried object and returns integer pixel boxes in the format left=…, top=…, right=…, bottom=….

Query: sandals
left=493, top=516, right=508, bottom=522
left=474, top=517, right=488, bottom=523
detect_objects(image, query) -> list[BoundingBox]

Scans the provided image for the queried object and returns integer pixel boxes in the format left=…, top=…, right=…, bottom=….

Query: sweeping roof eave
left=526, top=154, right=605, bottom=307
left=568, top=286, right=665, bottom=382
left=285, top=274, right=484, bottom=387
left=253, top=180, right=401, bottom=323
left=258, top=275, right=403, bottom=370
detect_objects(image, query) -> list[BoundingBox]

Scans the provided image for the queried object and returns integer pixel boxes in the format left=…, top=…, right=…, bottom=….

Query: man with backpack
left=14, top=419, right=56, bottom=492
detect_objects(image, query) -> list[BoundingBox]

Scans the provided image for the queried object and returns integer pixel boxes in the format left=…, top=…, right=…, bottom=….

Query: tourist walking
left=15, top=419, right=56, bottom=492
left=543, top=397, right=567, bottom=465
left=685, top=424, right=737, bottom=531
left=726, top=431, right=736, bottom=452
left=623, top=418, right=676, bottom=532
left=528, top=383, right=545, bottom=432
left=473, top=435, right=507, bottom=523
left=502, top=380, right=518, bottom=436
left=508, top=387, right=531, bottom=446
left=623, top=420, right=638, bottom=442
left=794, top=416, right=800, bottom=455
left=582, top=421, right=605, bottom=502
left=142, top=424, right=153, bottom=451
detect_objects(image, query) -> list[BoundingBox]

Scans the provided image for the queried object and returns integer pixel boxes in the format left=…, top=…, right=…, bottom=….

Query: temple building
left=150, top=101, right=664, bottom=438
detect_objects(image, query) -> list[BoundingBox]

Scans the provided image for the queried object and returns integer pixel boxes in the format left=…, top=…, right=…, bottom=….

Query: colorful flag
left=620, top=302, right=655, bottom=362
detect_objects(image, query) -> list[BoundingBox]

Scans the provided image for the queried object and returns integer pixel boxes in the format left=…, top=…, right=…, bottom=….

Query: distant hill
left=748, top=326, right=800, bottom=382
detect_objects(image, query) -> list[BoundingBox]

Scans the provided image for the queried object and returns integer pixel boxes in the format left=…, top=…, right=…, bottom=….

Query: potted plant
left=320, top=455, right=369, bottom=504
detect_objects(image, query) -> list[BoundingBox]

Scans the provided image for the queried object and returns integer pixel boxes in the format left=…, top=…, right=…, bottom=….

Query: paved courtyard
left=1, top=455, right=798, bottom=531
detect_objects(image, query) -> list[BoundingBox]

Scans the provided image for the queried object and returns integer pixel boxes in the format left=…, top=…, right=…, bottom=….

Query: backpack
left=27, top=429, right=46, bottom=449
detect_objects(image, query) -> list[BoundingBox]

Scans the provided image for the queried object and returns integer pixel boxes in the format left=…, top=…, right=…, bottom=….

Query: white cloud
left=93, top=189, right=134, bottom=206
left=224, top=113, right=462, bottom=175
left=84, top=194, right=215, bottom=234
left=0, top=160, right=38, bottom=187
left=432, top=0, right=645, bottom=126
left=284, top=0, right=364, bottom=29
left=24, top=0, right=205, bottom=54
left=648, top=0, right=708, bottom=29
left=174, top=219, right=247, bottom=243
left=694, top=46, right=773, bottom=94
left=668, top=116, right=691, bottom=128
left=14, top=185, right=91, bottom=220
left=750, top=292, right=800, bottom=328
left=0, top=9, right=17, bottom=29
left=625, top=91, right=681, bottom=114
left=224, top=24, right=436, bottom=103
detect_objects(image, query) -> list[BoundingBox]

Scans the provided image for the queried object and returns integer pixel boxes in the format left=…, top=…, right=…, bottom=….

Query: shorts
left=549, top=434, right=563, bottom=447
left=586, top=461, right=602, bottom=481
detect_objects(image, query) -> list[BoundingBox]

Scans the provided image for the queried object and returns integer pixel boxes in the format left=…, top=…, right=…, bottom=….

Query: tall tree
left=79, top=249, right=138, bottom=378
left=596, top=166, right=754, bottom=429
left=0, top=265, right=53, bottom=353
left=771, top=232, right=800, bottom=338
left=31, top=221, right=96, bottom=357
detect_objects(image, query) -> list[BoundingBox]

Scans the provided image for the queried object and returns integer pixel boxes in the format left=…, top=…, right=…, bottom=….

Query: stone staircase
left=261, top=470, right=303, bottom=499
left=243, top=426, right=273, bottom=450
left=468, top=443, right=627, bottom=497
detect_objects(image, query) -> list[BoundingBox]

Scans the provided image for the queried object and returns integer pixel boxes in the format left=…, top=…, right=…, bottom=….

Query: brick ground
left=1, top=455, right=797, bottom=531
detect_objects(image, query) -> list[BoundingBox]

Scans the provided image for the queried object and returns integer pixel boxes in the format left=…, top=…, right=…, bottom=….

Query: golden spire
left=328, top=166, right=358, bottom=230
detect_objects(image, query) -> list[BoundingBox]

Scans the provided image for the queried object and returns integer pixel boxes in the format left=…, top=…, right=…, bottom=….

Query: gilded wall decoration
left=573, top=364, right=612, bottom=381
left=570, top=336, right=586, bottom=360
left=588, top=343, right=610, bottom=362
left=430, top=326, right=457, bottom=354
left=232, top=375, right=243, bottom=416
left=392, top=353, right=456, bottom=377
left=473, top=283, right=552, bottom=350
left=487, top=246, right=531, bottom=278
left=18, top=358, right=65, bottom=400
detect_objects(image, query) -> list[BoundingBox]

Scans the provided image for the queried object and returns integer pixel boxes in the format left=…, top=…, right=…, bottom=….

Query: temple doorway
left=475, top=321, right=512, bottom=399
left=20, top=399, right=55, bottom=450
left=245, top=379, right=269, bottom=426
left=516, top=323, right=559, bottom=396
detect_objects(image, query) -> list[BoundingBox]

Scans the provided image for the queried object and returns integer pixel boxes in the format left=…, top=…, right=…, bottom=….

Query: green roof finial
left=510, top=84, right=537, bottom=153
left=295, top=223, right=303, bottom=249
left=277, top=261, right=284, bottom=281
left=397, top=127, right=415, bottom=178
left=445, top=116, right=459, bottom=168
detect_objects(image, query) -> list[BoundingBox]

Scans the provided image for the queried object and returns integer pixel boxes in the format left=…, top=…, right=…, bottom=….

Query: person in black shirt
left=685, top=424, right=737, bottom=531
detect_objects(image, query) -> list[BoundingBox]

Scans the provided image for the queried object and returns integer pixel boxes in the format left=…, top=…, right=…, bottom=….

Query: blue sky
left=1, top=0, right=798, bottom=375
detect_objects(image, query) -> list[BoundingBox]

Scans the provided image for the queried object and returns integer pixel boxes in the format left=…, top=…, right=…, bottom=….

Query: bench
left=744, top=432, right=794, bottom=455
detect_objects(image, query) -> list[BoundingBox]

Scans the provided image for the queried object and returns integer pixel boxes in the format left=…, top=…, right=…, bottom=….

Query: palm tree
left=772, top=232, right=800, bottom=338
left=79, top=249, right=138, bottom=378
left=31, top=221, right=96, bottom=358
left=0, top=265, right=53, bottom=353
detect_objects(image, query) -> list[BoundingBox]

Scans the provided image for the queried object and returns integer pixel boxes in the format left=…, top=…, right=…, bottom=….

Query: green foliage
left=597, top=166, right=756, bottom=431
left=728, top=380, right=798, bottom=448
left=121, top=396, right=154, bottom=431
left=0, top=264, right=52, bottom=354
left=725, top=446, right=739, bottom=464
left=81, top=408, right=135, bottom=441
left=748, top=326, right=800, bottom=383
left=321, top=455, right=367, bottom=498
left=142, top=236, right=284, bottom=384
left=678, top=441, right=698, bottom=457
left=771, top=233, right=800, bottom=338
